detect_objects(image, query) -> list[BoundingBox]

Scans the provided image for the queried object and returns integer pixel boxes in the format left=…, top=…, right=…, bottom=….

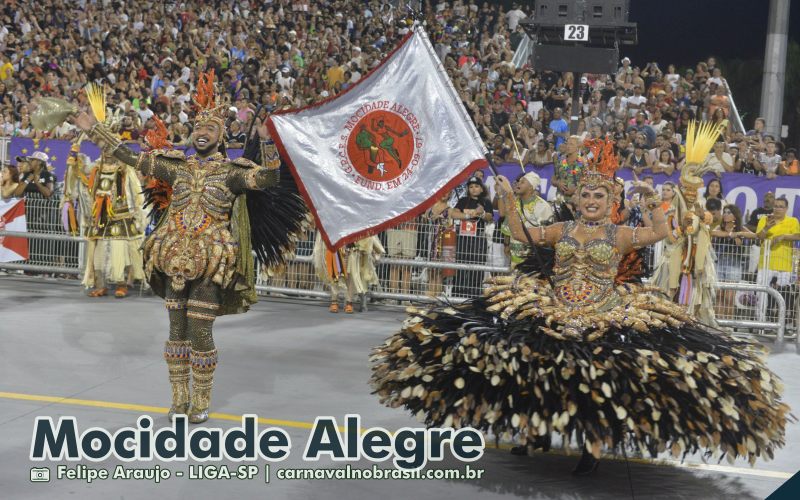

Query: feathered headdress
left=681, top=120, right=723, bottom=191
left=193, top=69, right=226, bottom=129
left=85, top=83, right=123, bottom=133
left=578, top=137, right=619, bottom=192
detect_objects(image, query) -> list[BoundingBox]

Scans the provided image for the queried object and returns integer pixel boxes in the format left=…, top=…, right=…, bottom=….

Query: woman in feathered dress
left=371, top=128, right=790, bottom=475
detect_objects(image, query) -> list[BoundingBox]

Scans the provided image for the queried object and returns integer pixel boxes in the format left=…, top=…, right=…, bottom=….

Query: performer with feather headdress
left=652, top=122, right=720, bottom=325
left=371, top=123, right=791, bottom=475
left=77, top=84, right=146, bottom=298
left=67, top=71, right=310, bottom=423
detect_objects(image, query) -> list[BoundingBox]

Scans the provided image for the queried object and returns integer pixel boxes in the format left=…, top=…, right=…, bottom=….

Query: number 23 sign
left=564, top=24, right=589, bottom=42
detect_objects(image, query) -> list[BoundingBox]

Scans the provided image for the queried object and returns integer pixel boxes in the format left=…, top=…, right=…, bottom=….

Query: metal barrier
left=716, top=282, right=787, bottom=351
left=0, top=193, right=85, bottom=274
left=2, top=193, right=798, bottom=352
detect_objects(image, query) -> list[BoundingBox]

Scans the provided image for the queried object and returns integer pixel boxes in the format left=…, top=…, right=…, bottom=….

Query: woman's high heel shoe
left=572, top=449, right=600, bottom=475
left=510, top=435, right=551, bottom=456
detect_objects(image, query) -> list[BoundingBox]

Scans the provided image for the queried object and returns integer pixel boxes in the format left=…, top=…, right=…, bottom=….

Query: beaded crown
left=193, top=70, right=226, bottom=130
left=578, top=137, right=619, bottom=193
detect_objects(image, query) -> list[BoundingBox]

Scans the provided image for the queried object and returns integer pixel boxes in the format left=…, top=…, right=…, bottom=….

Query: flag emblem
left=342, top=103, right=421, bottom=189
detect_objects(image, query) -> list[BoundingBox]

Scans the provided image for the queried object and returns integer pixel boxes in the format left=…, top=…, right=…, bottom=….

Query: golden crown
left=193, top=70, right=226, bottom=129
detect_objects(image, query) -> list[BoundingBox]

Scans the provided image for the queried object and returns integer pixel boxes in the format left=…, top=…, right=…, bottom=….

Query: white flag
left=267, top=26, right=488, bottom=248
left=0, top=198, right=28, bottom=262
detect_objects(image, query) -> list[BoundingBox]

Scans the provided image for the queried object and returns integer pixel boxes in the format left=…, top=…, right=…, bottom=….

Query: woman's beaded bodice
left=552, top=221, right=620, bottom=309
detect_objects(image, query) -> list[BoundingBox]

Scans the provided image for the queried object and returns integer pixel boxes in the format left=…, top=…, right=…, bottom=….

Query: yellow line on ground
left=1, top=391, right=793, bottom=480
left=0, top=391, right=326, bottom=431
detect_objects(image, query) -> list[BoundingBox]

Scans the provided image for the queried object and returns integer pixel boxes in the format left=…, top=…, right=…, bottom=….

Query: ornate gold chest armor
left=143, top=156, right=238, bottom=291
left=553, top=222, right=619, bottom=311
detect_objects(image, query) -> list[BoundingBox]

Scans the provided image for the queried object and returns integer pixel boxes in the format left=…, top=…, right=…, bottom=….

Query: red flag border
left=0, top=198, right=29, bottom=261
left=267, top=30, right=488, bottom=249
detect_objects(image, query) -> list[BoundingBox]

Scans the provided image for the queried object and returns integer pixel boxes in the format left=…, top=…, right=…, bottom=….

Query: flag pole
left=415, top=24, right=552, bottom=285
left=485, top=153, right=554, bottom=287
left=507, top=124, right=526, bottom=174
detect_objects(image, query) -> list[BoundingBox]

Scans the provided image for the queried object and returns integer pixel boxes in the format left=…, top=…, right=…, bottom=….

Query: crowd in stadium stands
left=0, top=0, right=798, bottom=304
left=0, top=0, right=796, bottom=176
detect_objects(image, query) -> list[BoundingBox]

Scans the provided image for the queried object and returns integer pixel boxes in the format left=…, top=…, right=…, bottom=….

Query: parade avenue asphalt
left=0, top=276, right=798, bottom=499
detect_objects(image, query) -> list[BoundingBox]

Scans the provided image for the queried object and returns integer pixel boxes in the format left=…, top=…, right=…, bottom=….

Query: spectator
left=756, top=141, right=781, bottom=179
left=548, top=107, right=569, bottom=150
left=705, top=198, right=723, bottom=230
left=627, top=111, right=655, bottom=147
left=1, top=163, right=20, bottom=201
left=505, top=3, right=527, bottom=31
left=702, top=141, right=734, bottom=176
left=755, top=197, right=800, bottom=321
left=525, top=140, right=554, bottom=167
left=14, top=152, right=55, bottom=199
left=225, top=120, right=247, bottom=148
left=778, top=148, right=799, bottom=175
left=625, top=144, right=648, bottom=174
left=451, top=176, right=493, bottom=297
left=702, top=178, right=724, bottom=206
left=607, top=87, right=628, bottom=118
left=424, top=193, right=455, bottom=297
left=747, top=191, right=775, bottom=232
left=710, top=204, right=755, bottom=317
left=652, top=149, right=676, bottom=176
left=660, top=181, right=677, bottom=212
left=708, top=85, right=730, bottom=118
left=385, top=213, right=420, bottom=298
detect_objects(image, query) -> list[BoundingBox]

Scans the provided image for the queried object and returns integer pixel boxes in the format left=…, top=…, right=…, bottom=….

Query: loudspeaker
left=534, top=0, right=630, bottom=26
left=532, top=45, right=619, bottom=74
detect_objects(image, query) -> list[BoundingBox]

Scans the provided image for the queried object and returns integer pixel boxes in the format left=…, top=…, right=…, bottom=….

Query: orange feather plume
left=193, top=69, right=217, bottom=110
left=583, top=137, right=619, bottom=179
left=145, top=116, right=173, bottom=150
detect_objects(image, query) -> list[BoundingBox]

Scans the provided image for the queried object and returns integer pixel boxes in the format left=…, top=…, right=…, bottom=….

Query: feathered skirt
left=370, top=275, right=791, bottom=464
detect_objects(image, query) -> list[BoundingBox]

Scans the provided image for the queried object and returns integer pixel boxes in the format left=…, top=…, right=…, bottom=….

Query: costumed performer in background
left=371, top=127, right=790, bottom=476
left=78, top=85, right=146, bottom=298
left=652, top=132, right=719, bottom=325
left=313, top=233, right=384, bottom=313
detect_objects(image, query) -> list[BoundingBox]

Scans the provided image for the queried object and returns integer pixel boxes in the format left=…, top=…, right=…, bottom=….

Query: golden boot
left=163, top=340, right=191, bottom=421
left=188, top=349, right=218, bottom=424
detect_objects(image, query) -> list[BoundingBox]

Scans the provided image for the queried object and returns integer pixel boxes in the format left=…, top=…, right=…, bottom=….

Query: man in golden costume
left=69, top=73, right=308, bottom=423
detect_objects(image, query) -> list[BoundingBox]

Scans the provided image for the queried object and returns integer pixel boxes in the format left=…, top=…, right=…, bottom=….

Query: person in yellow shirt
left=325, top=56, right=345, bottom=89
left=755, top=196, right=800, bottom=321
left=0, top=55, right=13, bottom=81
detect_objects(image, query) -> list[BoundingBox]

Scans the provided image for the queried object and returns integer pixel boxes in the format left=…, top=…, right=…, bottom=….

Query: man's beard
left=193, top=138, right=219, bottom=156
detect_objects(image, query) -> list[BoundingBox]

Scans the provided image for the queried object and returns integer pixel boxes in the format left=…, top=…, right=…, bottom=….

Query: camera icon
left=30, top=467, right=50, bottom=482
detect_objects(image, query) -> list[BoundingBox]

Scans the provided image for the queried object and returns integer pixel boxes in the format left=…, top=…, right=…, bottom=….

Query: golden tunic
left=485, top=221, right=692, bottom=341
left=138, top=151, right=278, bottom=292
left=86, top=161, right=144, bottom=240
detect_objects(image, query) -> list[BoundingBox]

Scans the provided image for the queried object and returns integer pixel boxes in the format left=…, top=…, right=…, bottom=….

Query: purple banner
left=8, top=138, right=243, bottom=181
left=483, top=163, right=800, bottom=219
